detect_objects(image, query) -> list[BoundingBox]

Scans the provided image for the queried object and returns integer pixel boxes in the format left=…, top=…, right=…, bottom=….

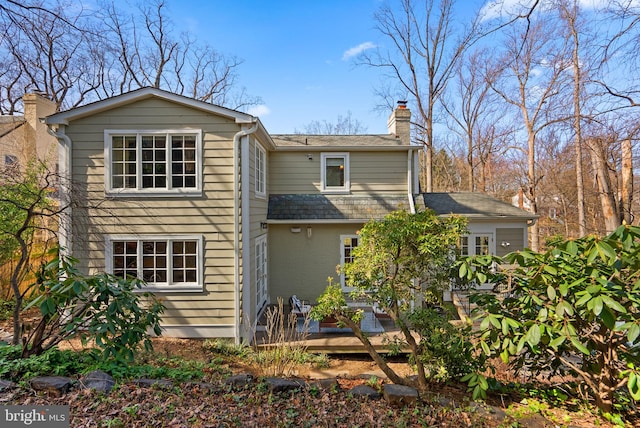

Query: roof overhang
left=44, top=87, right=275, bottom=147
left=274, top=145, right=417, bottom=152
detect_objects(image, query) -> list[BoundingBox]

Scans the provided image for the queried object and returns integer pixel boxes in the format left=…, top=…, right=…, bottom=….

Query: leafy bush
left=0, top=344, right=95, bottom=380
left=22, top=252, right=165, bottom=361
left=313, top=210, right=469, bottom=392
left=408, top=308, right=483, bottom=382
left=457, top=224, right=640, bottom=414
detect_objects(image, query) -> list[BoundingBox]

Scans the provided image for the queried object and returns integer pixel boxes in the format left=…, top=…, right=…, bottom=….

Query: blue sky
left=170, top=0, right=626, bottom=135
left=172, top=0, right=409, bottom=134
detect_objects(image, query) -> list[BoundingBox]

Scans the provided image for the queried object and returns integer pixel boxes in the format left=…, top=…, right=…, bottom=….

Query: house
left=45, top=87, right=533, bottom=343
left=0, top=93, right=58, bottom=171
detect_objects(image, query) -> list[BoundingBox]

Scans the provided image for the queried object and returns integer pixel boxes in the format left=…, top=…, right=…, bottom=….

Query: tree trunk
left=621, top=138, right=633, bottom=225
left=587, top=137, right=619, bottom=233
left=336, top=314, right=409, bottom=387
left=571, top=17, right=586, bottom=237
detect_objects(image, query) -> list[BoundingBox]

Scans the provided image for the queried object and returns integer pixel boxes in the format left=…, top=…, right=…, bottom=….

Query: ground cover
left=0, top=335, right=632, bottom=427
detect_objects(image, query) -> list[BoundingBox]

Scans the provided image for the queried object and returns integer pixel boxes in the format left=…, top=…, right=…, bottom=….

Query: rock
left=383, top=384, right=419, bottom=406
left=133, top=378, right=174, bottom=389
left=516, top=413, right=553, bottom=428
left=80, top=370, right=115, bottom=393
left=469, top=402, right=509, bottom=424
left=348, top=384, right=381, bottom=399
left=29, top=376, right=73, bottom=396
left=0, top=379, right=17, bottom=392
left=225, top=374, right=254, bottom=389
left=264, top=377, right=306, bottom=393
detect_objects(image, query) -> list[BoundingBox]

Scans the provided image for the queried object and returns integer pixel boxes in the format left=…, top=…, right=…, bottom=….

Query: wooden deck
left=254, top=309, right=409, bottom=354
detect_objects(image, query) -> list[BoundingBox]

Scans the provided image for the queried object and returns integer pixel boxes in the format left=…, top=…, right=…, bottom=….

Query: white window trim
left=255, top=143, right=266, bottom=198
left=460, top=233, right=494, bottom=256
left=340, top=234, right=359, bottom=292
left=255, top=234, right=268, bottom=312
left=104, top=129, right=203, bottom=197
left=105, top=234, right=204, bottom=292
left=321, top=152, right=350, bottom=193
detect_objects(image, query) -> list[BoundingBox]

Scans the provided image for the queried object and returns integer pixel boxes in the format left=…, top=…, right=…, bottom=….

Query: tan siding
left=496, top=227, right=525, bottom=257
left=269, top=150, right=408, bottom=194
left=350, top=152, right=407, bottom=192
left=66, top=96, right=242, bottom=332
left=269, top=151, right=319, bottom=193
left=268, top=223, right=364, bottom=302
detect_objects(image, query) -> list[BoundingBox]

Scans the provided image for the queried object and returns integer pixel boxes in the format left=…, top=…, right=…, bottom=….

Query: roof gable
left=45, top=87, right=256, bottom=126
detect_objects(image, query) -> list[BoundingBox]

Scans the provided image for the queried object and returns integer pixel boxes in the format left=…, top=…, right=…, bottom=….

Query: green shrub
left=0, top=344, right=96, bottom=380
left=409, top=308, right=483, bottom=382
left=23, top=252, right=165, bottom=361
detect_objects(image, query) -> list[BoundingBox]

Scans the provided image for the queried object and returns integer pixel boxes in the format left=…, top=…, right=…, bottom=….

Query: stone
left=80, top=370, right=115, bottom=393
left=348, top=384, right=381, bottom=399
left=0, top=379, right=17, bottom=392
left=516, top=413, right=553, bottom=428
left=225, top=374, right=254, bottom=389
left=133, top=378, right=174, bottom=389
left=264, top=377, right=306, bottom=393
left=29, top=376, right=73, bottom=396
left=469, top=402, right=509, bottom=424
left=383, top=384, right=419, bottom=406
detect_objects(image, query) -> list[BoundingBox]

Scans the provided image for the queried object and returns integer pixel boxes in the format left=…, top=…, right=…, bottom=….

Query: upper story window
left=321, top=152, right=349, bottom=193
left=107, top=235, right=203, bottom=292
left=105, top=130, right=201, bottom=196
left=255, top=143, right=266, bottom=197
left=5, top=154, right=18, bottom=167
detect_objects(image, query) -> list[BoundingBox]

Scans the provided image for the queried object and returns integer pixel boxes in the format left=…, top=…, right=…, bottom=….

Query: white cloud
left=247, top=105, right=271, bottom=117
left=342, top=42, right=377, bottom=60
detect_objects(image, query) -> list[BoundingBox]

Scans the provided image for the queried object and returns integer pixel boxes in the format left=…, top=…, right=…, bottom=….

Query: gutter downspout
left=47, top=125, right=72, bottom=256
left=407, top=149, right=416, bottom=214
left=233, top=120, right=258, bottom=344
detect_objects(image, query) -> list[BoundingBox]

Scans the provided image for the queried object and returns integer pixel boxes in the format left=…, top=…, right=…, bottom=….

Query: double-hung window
left=255, top=143, right=266, bottom=197
left=321, top=153, right=349, bottom=193
left=107, top=235, right=203, bottom=292
left=105, top=130, right=201, bottom=195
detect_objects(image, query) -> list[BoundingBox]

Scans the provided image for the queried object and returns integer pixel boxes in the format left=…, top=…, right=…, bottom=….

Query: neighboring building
left=45, top=87, right=534, bottom=342
left=0, top=93, right=58, bottom=171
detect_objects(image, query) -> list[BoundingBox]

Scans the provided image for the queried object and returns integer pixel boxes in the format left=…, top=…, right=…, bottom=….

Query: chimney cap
left=397, top=100, right=408, bottom=109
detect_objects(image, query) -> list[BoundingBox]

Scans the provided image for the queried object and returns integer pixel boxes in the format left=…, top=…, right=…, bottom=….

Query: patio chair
left=289, top=294, right=312, bottom=317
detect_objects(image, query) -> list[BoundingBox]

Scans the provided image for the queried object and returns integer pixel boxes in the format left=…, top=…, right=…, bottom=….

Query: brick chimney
left=387, top=100, right=411, bottom=144
left=23, top=92, right=57, bottom=163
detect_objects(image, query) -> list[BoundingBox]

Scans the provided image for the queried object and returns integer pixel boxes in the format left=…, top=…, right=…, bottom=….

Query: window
left=4, top=154, right=18, bottom=167
left=107, top=235, right=203, bottom=292
left=321, top=153, right=349, bottom=192
left=460, top=234, right=492, bottom=256
left=255, top=235, right=268, bottom=312
left=105, top=130, right=201, bottom=195
left=255, top=143, right=266, bottom=197
left=340, top=234, right=359, bottom=291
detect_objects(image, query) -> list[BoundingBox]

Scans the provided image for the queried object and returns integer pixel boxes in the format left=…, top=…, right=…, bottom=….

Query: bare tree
left=296, top=111, right=369, bottom=135
left=0, top=0, right=104, bottom=113
left=360, top=0, right=483, bottom=192
left=488, top=16, right=572, bottom=250
left=98, top=0, right=260, bottom=109
left=0, top=0, right=261, bottom=113
left=443, top=48, right=511, bottom=192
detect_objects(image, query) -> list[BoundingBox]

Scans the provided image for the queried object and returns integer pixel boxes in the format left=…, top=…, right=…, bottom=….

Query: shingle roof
left=418, top=192, right=536, bottom=220
left=267, top=194, right=411, bottom=221
left=271, top=134, right=411, bottom=149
